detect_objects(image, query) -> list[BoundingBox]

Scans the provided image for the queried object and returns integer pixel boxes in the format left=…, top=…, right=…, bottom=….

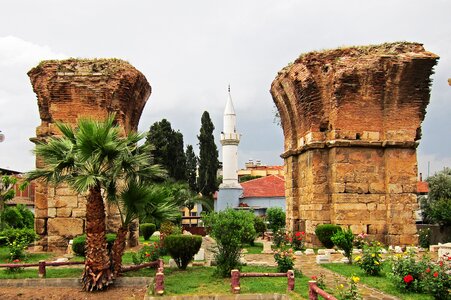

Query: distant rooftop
left=240, top=174, right=285, bottom=198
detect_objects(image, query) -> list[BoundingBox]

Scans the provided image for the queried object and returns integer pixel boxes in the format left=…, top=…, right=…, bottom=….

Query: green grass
left=0, top=267, right=82, bottom=279
left=243, top=242, right=263, bottom=254
left=321, top=263, right=433, bottom=300
left=139, top=235, right=159, bottom=244
left=162, top=266, right=310, bottom=298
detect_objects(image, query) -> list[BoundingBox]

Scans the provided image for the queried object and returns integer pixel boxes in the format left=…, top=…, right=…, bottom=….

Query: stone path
left=244, top=253, right=399, bottom=300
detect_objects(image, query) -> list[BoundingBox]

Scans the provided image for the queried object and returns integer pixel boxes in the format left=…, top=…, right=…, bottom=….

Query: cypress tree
left=197, top=111, right=219, bottom=198
left=185, top=144, right=198, bottom=192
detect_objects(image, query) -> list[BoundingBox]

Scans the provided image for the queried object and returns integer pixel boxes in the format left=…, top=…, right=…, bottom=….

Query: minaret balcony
left=220, top=132, right=240, bottom=145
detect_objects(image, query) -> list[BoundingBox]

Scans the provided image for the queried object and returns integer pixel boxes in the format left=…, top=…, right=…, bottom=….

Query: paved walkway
left=244, top=252, right=399, bottom=300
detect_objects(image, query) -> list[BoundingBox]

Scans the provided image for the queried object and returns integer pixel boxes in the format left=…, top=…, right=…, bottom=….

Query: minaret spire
left=219, top=86, right=241, bottom=189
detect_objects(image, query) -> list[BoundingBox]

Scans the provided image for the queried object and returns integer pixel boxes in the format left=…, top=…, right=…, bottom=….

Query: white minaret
left=220, top=86, right=241, bottom=188
left=216, top=86, right=243, bottom=211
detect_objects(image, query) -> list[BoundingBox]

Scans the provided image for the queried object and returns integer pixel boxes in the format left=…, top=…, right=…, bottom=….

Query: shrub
left=132, top=241, right=160, bottom=265
left=418, top=228, right=431, bottom=249
left=253, top=216, right=266, bottom=237
left=164, top=234, right=202, bottom=269
left=72, top=233, right=117, bottom=257
left=7, top=235, right=29, bottom=261
left=203, top=209, right=256, bottom=277
left=1, top=205, right=34, bottom=229
left=273, top=248, right=296, bottom=272
left=290, top=230, right=306, bottom=251
left=272, top=228, right=287, bottom=248
left=353, top=233, right=368, bottom=249
left=331, top=227, right=354, bottom=263
left=388, top=250, right=428, bottom=292
left=354, top=241, right=383, bottom=275
left=266, top=207, right=285, bottom=232
left=315, top=224, right=342, bottom=249
left=140, top=223, right=156, bottom=240
left=423, top=256, right=451, bottom=300
left=336, top=275, right=362, bottom=300
left=0, top=228, right=37, bottom=245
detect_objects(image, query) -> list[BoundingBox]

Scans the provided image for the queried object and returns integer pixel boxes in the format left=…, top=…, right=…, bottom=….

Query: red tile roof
left=240, top=175, right=285, bottom=198
left=417, top=181, right=429, bottom=194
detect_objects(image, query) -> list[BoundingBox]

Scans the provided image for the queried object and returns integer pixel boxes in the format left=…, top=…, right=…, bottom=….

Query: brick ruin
left=28, top=59, right=151, bottom=251
left=270, top=42, right=438, bottom=246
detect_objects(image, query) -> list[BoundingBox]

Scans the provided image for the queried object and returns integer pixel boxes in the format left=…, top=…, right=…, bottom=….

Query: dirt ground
left=0, top=286, right=147, bottom=300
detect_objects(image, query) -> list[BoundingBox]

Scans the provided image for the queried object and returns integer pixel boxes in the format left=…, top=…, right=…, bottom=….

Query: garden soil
left=0, top=286, right=146, bottom=299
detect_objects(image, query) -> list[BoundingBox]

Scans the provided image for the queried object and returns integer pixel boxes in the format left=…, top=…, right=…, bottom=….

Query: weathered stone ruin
left=28, top=59, right=151, bottom=251
left=271, top=42, right=438, bottom=246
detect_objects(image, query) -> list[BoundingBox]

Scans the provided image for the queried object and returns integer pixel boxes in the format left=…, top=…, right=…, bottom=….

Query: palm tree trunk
left=111, top=225, right=128, bottom=277
left=82, top=185, right=113, bottom=291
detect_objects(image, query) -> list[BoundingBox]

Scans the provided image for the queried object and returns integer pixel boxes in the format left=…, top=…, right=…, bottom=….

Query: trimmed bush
left=164, top=234, right=202, bottom=269
left=266, top=207, right=285, bottom=232
left=315, top=224, right=342, bottom=249
left=72, top=233, right=117, bottom=257
left=140, top=223, right=156, bottom=240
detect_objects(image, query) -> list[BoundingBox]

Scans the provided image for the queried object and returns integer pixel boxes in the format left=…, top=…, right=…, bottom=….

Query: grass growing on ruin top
left=321, top=263, right=433, bottom=300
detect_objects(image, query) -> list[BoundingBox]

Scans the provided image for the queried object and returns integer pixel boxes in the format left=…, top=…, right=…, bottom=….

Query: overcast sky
left=0, top=0, right=450, bottom=178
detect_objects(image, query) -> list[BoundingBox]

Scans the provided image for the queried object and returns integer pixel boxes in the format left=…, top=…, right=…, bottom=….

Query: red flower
left=403, top=274, right=414, bottom=284
left=433, top=272, right=439, bottom=278
left=295, top=231, right=301, bottom=237
left=288, top=238, right=292, bottom=243
left=13, top=259, right=20, bottom=263
left=311, top=275, right=317, bottom=280
left=297, top=237, right=303, bottom=241
left=440, top=261, right=444, bottom=267
left=145, top=253, right=151, bottom=257
left=426, top=268, right=431, bottom=273
left=301, top=232, right=305, bottom=235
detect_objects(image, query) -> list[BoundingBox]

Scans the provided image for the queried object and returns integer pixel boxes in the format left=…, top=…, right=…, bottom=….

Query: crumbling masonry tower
left=271, top=42, right=438, bottom=246
left=28, top=59, right=151, bottom=251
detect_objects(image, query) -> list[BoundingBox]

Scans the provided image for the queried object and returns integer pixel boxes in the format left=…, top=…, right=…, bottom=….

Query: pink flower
left=403, top=274, right=414, bottom=284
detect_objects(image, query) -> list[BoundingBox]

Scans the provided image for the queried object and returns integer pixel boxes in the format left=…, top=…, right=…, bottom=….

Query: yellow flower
left=354, top=256, right=361, bottom=261
left=378, top=253, right=382, bottom=257
left=375, top=261, right=380, bottom=265
left=351, top=276, right=360, bottom=283
left=372, top=253, right=375, bottom=257
left=339, top=284, right=344, bottom=289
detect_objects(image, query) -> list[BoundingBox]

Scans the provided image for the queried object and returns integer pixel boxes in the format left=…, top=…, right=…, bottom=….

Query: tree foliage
left=185, top=144, right=198, bottom=192
left=146, top=119, right=187, bottom=182
left=197, top=111, right=219, bottom=198
left=266, top=207, right=286, bottom=232
left=421, top=168, right=451, bottom=225
left=203, top=209, right=256, bottom=277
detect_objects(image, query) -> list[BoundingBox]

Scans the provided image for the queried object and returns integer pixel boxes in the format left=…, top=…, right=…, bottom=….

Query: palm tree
left=27, top=115, right=158, bottom=291
left=110, top=181, right=180, bottom=276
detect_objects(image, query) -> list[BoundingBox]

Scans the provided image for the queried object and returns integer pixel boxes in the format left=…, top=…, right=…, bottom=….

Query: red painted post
left=287, top=270, right=295, bottom=291
left=309, top=281, right=318, bottom=300
left=155, top=271, right=164, bottom=295
left=38, top=260, right=46, bottom=278
left=231, top=269, right=240, bottom=294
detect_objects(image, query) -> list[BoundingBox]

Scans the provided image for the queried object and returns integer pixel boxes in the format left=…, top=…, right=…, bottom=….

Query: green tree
left=185, top=144, right=197, bottom=192
left=421, top=168, right=451, bottom=225
left=145, top=119, right=186, bottom=182
left=203, top=209, right=256, bottom=277
left=197, top=111, right=219, bottom=198
left=266, top=207, right=286, bottom=232
left=27, top=115, right=160, bottom=291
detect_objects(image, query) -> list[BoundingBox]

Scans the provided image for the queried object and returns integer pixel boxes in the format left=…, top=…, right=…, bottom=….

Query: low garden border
left=308, top=280, right=337, bottom=300
left=230, top=269, right=295, bottom=294
left=0, top=261, right=84, bottom=278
